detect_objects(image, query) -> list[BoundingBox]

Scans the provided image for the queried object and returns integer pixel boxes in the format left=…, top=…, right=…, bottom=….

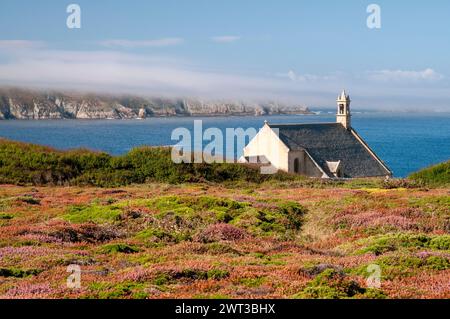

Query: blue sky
left=1, top=0, right=450, bottom=110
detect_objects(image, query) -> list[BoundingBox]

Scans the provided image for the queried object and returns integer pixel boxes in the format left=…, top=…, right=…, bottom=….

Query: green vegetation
left=351, top=255, right=450, bottom=280
left=153, top=268, right=229, bottom=286
left=409, top=160, right=450, bottom=187
left=352, top=233, right=450, bottom=255
left=88, top=281, right=148, bottom=299
left=293, top=269, right=386, bottom=299
left=63, top=203, right=123, bottom=223
left=0, top=139, right=295, bottom=187
left=0, top=268, right=42, bottom=278
left=100, top=243, right=140, bottom=254
left=0, top=213, right=13, bottom=220
left=140, top=196, right=306, bottom=240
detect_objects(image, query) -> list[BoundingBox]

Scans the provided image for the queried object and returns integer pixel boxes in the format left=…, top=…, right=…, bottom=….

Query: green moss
left=100, top=243, right=140, bottom=254
left=63, top=203, right=122, bottom=223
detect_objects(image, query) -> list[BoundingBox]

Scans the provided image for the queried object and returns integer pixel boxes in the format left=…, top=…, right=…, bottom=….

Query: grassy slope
left=409, top=161, right=450, bottom=187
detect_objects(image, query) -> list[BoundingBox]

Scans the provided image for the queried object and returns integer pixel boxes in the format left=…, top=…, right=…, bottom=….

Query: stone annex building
left=241, top=91, right=392, bottom=178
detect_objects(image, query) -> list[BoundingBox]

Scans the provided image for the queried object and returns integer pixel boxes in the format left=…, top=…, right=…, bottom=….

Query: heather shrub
left=293, top=269, right=369, bottom=299
left=49, top=223, right=122, bottom=243
left=299, top=263, right=344, bottom=277
left=194, top=223, right=248, bottom=243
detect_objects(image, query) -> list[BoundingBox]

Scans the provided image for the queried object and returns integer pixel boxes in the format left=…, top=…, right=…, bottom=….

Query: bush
left=100, top=243, right=140, bottom=254
left=409, top=161, right=450, bottom=187
left=194, top=223, right=249, bottom=243
left=0, top=139, right=298, bottom=187
left=293, top=269, right=383, bottom=299
left=0, top=268, right=42, bottom=278
left=355, top=233, right=450, bottom=255
left=49, top=223, right=122, bottom=243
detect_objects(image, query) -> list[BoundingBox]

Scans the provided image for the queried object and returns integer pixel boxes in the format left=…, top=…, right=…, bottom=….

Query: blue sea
left=0, top=112, right=449, bottom=178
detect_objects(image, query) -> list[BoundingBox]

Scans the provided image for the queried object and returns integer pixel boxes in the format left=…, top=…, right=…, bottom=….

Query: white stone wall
left=243, top=125, right=289, bottom=172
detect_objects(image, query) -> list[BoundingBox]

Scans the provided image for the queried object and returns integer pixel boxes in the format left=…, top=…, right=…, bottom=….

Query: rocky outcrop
left=0, top=88, right=312, bottom=120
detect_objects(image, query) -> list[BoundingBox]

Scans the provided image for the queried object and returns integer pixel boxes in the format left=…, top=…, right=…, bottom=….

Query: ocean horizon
left=0, top=111, right=449, bottom=178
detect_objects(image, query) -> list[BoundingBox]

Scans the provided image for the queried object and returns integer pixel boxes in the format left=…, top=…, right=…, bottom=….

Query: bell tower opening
left=336, top=90, right=351, bottom=129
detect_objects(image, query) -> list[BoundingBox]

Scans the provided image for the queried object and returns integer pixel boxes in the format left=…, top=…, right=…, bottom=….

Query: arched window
left=294, top=158, right=300, bottom=173
left=339, top=104, right=345, bottom=114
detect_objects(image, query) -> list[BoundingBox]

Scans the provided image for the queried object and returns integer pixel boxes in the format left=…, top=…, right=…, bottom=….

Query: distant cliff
left=0, top=88, right=312, bottom=120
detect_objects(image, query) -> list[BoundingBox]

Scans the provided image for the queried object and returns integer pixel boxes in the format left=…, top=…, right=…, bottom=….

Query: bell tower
left=336, top=89, right=351, bottom=129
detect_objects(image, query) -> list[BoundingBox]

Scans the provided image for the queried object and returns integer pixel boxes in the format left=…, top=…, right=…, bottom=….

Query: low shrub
left=0, top=268, right=42, bottom=278
left=293, top=269, right=376, bottom=299
left=100, top=243, right=140, bottom=254
left=355, top=233, right=450, bottom=255
left=48, top=223, right=122, bottom=243
left=194, top=223, right=249, bottom=243
left=0, top=139, right=299, bottom=187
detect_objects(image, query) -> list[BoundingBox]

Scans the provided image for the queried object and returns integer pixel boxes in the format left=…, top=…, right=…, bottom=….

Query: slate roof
left=268, top=123, right=391, bottom=178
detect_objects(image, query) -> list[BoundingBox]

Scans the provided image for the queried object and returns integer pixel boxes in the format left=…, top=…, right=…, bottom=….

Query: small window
left=339, top=104, right=345, bottom=114
left=294, top=158, right=300, bottom=173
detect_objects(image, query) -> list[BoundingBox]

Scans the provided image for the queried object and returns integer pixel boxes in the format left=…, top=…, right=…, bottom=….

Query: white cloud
left=368, top=68, right=444, bottom=82
left=276, top=70, right=339, bottom=82
left=0, top=40, right=45, bottom=50
left=1, top=45, right=449, bottom=110
left=0, top=48, right=295, bottom=101
left=99, top=38, right=184, bottom=48
left=211, top=36, right=241, bottom=43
